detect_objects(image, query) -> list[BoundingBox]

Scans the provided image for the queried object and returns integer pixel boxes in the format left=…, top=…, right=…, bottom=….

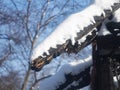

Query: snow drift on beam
left=32, top=0, right=120, bottom=60
left=35, top=55, right=92, bottom=90
left=98, top=8, right=120, bottom=36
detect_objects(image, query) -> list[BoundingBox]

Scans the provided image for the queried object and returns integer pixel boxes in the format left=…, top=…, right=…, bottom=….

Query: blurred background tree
left=0, top=0, right=92, bottom=90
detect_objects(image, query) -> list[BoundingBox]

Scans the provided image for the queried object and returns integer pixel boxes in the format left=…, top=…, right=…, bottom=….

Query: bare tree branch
left=30, top=74, right=52, bottom=90
left=24, top=0, right=32, bottom=44
left=10, top=0, right=18, bottom=11
left=0, top=43, right=11, bottom=66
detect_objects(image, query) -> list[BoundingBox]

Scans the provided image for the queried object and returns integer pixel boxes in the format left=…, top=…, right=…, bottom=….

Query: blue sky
left=0, top=0, right=94, bottom=76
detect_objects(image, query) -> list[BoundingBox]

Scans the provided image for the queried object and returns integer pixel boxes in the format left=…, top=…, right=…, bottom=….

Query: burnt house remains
left=31, top=2, right=120, bottom=90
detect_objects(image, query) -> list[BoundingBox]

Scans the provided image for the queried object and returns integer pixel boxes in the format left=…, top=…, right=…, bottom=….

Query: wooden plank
left=91, top=39, right=115, bottom=90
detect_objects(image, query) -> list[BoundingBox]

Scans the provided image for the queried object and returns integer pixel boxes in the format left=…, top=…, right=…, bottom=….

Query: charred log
left=55, top=67, right=91, bottom=90
left=31, top=30, right=96, bottom=71
left=31, top=2, right=120, bottom=71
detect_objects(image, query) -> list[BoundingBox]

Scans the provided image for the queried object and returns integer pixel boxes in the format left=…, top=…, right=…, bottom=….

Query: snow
left=98, top=19, right=111, bottom=36
left=32, top=0, right=120, bottom=60
left=113, top=76, right=119, bottom=88
left=29, top=0, right=120, bottom=90
left=78, top=85, right=90, bottom=90
left=33, top=45, right=92, bottom=89
left=95, top=0, right=119, bottom=10
left=35, top=55, right=92, bottom=90
left=32, top=0, right=119, bottom=60
left=113, top=75, right=120, bottom=88
left=112, top=8, right=120, bottom=22
left=98, top=7, right=120, bottom=36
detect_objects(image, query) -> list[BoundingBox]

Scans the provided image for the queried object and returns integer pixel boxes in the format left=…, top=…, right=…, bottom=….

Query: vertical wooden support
left=91, top=40, right=97, bottom=90
left=91, top=35, right=115, bottom=90
left=95, top=57, right=115, bottom=90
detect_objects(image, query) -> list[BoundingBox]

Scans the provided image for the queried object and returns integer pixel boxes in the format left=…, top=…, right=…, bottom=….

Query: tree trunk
left=21, top=65, right=31, bottom=90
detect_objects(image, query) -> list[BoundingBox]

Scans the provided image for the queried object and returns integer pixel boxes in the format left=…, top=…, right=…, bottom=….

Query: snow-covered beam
left=55, top=67, right=90, bottom=90
left=37, top=56, right=92, bottom=90
left=31, top=32, right=95, bottom=71
left=31, top=1, right=120, bottom=71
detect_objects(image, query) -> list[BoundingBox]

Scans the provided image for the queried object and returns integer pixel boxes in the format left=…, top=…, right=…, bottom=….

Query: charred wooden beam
left=31, top=2, right=120, bottom=71
left=31, top=30, right=96, bottom=71
left=55, top=67, right=90, bottom=90
left=91, top=35, right=120, bottom=90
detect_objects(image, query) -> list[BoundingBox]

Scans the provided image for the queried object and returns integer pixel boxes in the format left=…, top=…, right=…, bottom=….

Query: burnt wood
left=92, top=35, right=120, bottom=90
left=55, top=67, right=90, bottom=90
left=92, top=44, right=115, bottom=90
left=97, top=35, right=120, bottom=49
left=30, top=2, right=120, bottom=90
left=31, top=2, right=120, bottom=72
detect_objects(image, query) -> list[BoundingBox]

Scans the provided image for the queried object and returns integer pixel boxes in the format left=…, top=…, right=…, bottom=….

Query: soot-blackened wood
left=31, top=30, right=96, bottom=71
left=55, top=67, right=90, bottom=90
left=97, top=35, right=120, bottom=50
left=95, top=57, right=115, bottom=90
left=31, top=2, right=120, bottom=71
left=91, top=40, right=97, bottom=90
left=91, top=35, right=120, bottom=90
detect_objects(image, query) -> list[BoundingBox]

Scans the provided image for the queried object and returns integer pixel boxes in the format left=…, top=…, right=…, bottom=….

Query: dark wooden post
left=94, top=57, right=115, bottom=90
left=91, top=35, right=117, bottom=90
